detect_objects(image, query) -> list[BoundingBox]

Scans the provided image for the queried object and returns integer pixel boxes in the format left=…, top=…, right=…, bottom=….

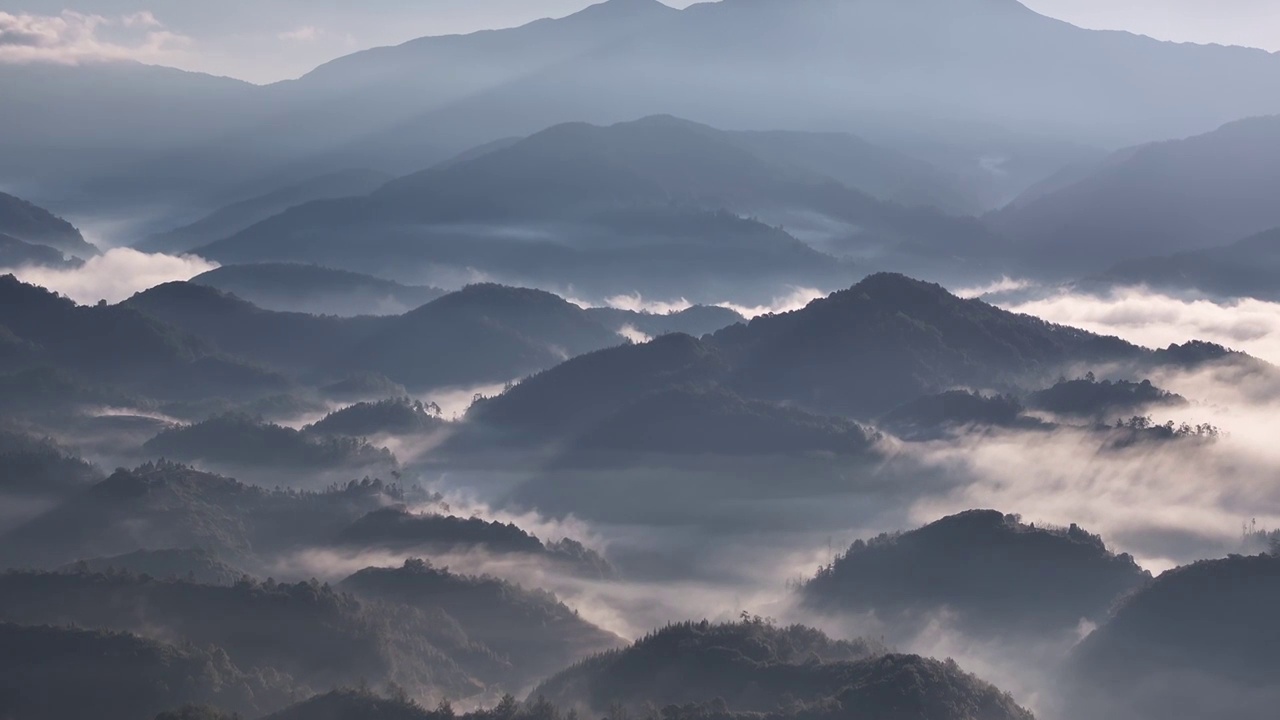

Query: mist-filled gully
left=7, top=1, right=1280, bottom=719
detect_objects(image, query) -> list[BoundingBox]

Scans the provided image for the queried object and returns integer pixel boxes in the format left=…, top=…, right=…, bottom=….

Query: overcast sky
left=1, top=0, right=1277, bottom=83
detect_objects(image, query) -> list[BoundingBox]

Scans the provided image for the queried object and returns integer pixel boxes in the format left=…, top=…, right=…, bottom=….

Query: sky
left=0, top=0, right=1277, bottom=83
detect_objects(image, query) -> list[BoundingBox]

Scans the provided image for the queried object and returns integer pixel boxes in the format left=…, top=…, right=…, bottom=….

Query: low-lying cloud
left=1000, top=285, right=1280, bottom=365
left=3, top=248, right=218, bottom=304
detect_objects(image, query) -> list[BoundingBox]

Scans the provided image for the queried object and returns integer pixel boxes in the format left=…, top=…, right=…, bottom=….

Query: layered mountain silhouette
left=340, top=559, right=623, bottom=684
left=0, top=569, right=498, bottom=702
left=191, top=263, right=445, bottom=316
left=470, top=274, right=1150, bottom=437
left=0, top=623, right=296, bottom=720
left=0, top=233, right=79, bottom=269
left=993, top=116, right=1280, bottom=275
left=1066, top=554, right=1280, bottom=720
left=801, top=510, right=1149, bottom=637
left=123, top=281, right=623, bottom=391
left=531, top=620, right=1033, bottom=720
left=0, top=191, right=95, bottom=259
left=1090, top=226, right=1280, bottom=301
left=141, top=169, right=392, bottom=253
left=0, top=275, right=286, bottom=402
left=0, top=462, right=406, bottom=568
left=333, top=508, right=615, bottom=578
left=59, top=547, right=249, bottom=586
left=194, top=117, right=1004, bottom=296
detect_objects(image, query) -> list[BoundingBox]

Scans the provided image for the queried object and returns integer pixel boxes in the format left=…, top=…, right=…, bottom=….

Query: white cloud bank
left=1000, top=286, right=1280, bottom=365
left=2, top=248, right=218, bottom=304
left=0, top=10, right=190, bottom=65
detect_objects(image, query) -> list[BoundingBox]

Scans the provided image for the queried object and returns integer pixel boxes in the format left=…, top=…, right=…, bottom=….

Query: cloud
left=0, top=10, right=190, bottom=65
left=2, top=248, right=218, bottom=304
left=718, top=286, right=826, bottom=319
left=999, top=286, right=1280, bottom=365
left=955, top=276, right=1035, bottom=299
left=277, top=25, right=322, bottom=42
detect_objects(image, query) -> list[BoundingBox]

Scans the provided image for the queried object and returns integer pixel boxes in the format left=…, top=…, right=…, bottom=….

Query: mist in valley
left=4, top=1, right=1280, bottom=719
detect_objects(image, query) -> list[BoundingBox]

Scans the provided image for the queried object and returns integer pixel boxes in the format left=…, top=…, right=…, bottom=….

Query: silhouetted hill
left=306, top=398, right=446, bottom=438
left=192, top=263, right=445, bottom=315
left=0, top=428, right=102, bottom=499
left=0, top=275, right=286, bottom=402
left=1067, top=554, right=1280, bottom=720
left=467, top=333, right=727, bottom=441
left=143, top=414, right=397, bottom=472
left=471, top=275, right=1149, bottom=434
left=1091, top=227, right=1280, bottom=302
left=0, top=232, right=78, bottom=269
left=802, top=510, right=1149, bottom=637
left=356, top=284, right=623, bottom=390
left=0, top=623, right=297, bottom=720
left=993, top=116, right=1280, bottom=275
left=141, top=170, right=392, bottom=253
left=1027, top=377, right=1187, bottom=419
left=261, top=690, right=438, bottom=720
left=571, top=387, right=882, bottom=456
left=880, top=391, right=1038, bottom=440
left=334, top=509, right=614, bottom=578
left=59, top=547, right=249, bottom=586
left=122, top=281, right=371, bottom=372
left=0, top=191, right=95, bottom=258
left=0, top=570, right=496, bottom=700
left=709, top=274, right=1144, bottom=416
left=198, top=117, right=995, bottom=293
left=341, top=559, right=623, bottom=683
left=584, top=305, right=744, bottom=340
left=1, top=462, right=406, bottom=567
left=531, top=620, right=1032, bottom=720
left=124, top=282, right=624, bottom=391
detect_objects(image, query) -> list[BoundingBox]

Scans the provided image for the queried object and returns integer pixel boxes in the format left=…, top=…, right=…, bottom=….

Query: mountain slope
left=0, top=191, right=96, bottom=258
left=340, top=559, right=623, bottom=684
left=1090, top=226, right=1280, bottom=301
left=123, top=282, right=623, bottom=390
left=474, top=274, right=1147, bottom=435
left=530, top=620, right=1032, bottom=720
left=0, top=233, right=79, bottom=269
left=195, top=117, right=999, bottom=297
left=993, top=116, right=1280, bottom=276
left=191, top=263, right=445, bottom=315
left=0, top=623, right=296, bottom=720
left=802, top=510, right=1149, bottom=637
left=140, top=169, right=393, bottom=253
left=0, top=275, right=285, bottom=401
left=1066, top=554, right=1280, bottom=720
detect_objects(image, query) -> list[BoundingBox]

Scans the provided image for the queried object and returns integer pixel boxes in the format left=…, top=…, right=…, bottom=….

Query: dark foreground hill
left=530, top=619, right=1033, bottom=720
left=0, top=623, right=298, bottom=720
left=0, top=570, right=498, bottom=701
left=1066, top=553, right=1280, bottom=720
left=801, top=510, right=1149, bottom=637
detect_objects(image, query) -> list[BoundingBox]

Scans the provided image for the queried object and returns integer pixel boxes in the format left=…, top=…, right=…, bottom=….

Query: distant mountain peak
left=567, top=0, right=678, bottom=21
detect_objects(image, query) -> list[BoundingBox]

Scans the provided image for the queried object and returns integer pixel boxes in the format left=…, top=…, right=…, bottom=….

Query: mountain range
left=13, top=0, right=1280, bottom=244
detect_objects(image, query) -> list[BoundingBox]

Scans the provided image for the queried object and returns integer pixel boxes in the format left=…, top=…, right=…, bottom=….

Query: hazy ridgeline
left=4, top=0, right=1280, bottom=719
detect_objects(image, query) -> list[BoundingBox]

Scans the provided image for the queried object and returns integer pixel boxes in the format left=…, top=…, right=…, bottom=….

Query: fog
left=1, top=248, right=218, bottom=304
